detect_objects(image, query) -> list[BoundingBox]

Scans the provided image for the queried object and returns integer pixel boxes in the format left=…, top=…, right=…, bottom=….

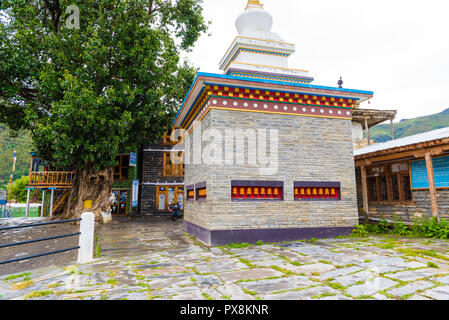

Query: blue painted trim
left=180, top=87, right=206, bottom=127
left=172, top=73, right=202, bottom=126
left=173, top=72, right=374, bottom=125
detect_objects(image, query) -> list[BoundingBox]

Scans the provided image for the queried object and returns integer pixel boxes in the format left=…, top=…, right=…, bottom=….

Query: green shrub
left=410, top=217, right=449, bottom=240
left=392, top=217, right=411, bottom=236
left=378, top=218, right=390, bottom=234
left=364, top=223, right=380, bottom=234
left=351, top=225, right=369, bottom=238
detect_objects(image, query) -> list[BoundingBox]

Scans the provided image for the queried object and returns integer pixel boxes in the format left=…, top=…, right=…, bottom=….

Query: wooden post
left=425, top=153, right=440, bottom=222
left=390, top=118, right=396, bottom=140
left=25, top=188, right=31, bottom=218
left=41, top=189, right=45, bottom=217
left=364, top=118, right=370, bottom=145
left=50, top=188, right=55, bottom=218
left=361, top=165, right=369, bottom=223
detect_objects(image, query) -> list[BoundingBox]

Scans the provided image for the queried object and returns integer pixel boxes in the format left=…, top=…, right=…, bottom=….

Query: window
left=294, top=182, right=341, bottom=201
left=231, top=181, right=284, bottom=201
left=163, top=152, right=184, bottom=177
left=366, top=162, right=412, bottom=203
left=113, top=155, right=130, bottom=180
left=163, top=131, right=184, bottom=145
left=156, top=186, right=184, bottom=211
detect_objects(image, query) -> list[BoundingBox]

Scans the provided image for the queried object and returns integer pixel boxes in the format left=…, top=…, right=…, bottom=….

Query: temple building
left=173, top=0, right=375, bottom=245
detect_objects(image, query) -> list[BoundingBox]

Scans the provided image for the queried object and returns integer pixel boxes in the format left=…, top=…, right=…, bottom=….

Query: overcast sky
left=183, top=0, right=449, bottom=121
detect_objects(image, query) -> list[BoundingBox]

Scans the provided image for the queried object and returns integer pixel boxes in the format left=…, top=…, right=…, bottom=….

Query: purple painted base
left=183, top=221, right=354, bottom=247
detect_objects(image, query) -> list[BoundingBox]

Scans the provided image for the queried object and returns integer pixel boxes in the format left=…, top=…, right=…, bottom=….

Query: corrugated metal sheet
left=354, top=126, right=449, bottom=156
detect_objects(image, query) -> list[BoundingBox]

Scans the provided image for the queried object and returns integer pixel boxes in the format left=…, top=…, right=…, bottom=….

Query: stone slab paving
left=2, top=218, right=449, bottom=300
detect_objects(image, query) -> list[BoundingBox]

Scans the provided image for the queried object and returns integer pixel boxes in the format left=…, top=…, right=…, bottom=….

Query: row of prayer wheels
left=294, top=187, right=339, bottom=199
left=232, top=186, right=283, bottom=199
left=197, top=188, right=207, bottom=199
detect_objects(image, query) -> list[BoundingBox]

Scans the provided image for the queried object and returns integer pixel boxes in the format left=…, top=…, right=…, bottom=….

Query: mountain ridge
left=370, top=108, right=449, bottom=143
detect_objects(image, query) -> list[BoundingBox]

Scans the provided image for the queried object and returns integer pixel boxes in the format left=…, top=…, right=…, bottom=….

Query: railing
left=28, top=171, right=75, bottom=187
left=0, top=213, right=95, bottom=266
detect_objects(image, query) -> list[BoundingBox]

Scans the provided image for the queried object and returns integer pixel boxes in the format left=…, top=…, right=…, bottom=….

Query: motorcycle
left=168, top=202, right=183, bottom=221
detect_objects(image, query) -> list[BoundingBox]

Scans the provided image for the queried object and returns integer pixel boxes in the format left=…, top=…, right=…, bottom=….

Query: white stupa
left=219, top=0, right=314, bottom=84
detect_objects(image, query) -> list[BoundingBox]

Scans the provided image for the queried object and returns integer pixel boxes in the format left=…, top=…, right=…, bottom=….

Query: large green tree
left=0, top=0, right=207, bottom=220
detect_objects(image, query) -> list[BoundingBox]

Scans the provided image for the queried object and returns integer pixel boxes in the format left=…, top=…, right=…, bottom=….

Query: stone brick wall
left=184, top=108, right=358, bottom=231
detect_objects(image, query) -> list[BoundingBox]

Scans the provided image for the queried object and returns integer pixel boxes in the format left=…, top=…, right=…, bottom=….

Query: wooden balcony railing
left=28, top=171, right=75, bottom=188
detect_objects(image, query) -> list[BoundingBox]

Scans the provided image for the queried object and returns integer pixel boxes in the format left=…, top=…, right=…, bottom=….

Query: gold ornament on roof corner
left=246, top=0, right=264, bottom=9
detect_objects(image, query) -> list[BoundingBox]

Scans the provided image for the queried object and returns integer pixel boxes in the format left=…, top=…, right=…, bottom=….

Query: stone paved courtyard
left=1, top=217, right=449, bottom=300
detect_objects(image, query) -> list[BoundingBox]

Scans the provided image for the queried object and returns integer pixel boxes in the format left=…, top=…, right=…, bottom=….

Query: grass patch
left=239, top=258, right=256, bottom=268
left=24, top=290, right=54, bottom=300
left=311, top=292, right=337, bottom=299
left=224, top=242, right=252, bottom=249
left=95, top=234, right=102, bottom=258
left=397, top=248, right=449, bottom=261
left=270, top=265, right=296, bottom=276
left=12, top=281, right=34, bottom=290
left=325, top=281, right=346, bottom=291
left=427, top=261, right=439, bottom=268
left=4, top=272, right=32, bottom=282
left=242, top=288, right=258, bottom=296
left=202, top=292, right=214, bottom=300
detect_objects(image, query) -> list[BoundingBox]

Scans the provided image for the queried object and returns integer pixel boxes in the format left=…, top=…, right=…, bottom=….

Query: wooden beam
left=364, top=118, right=370, bottom=145
left=355, top=144, right=449, bottom=167
left=361, top=165, right=369, bottom=222
left=425, top=153, right=440, bottom=222
left=390, top=118, right=396, bottom=140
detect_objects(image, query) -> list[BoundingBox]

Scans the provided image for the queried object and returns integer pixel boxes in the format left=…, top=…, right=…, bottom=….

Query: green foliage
left=9, top=175, right=31, bottom=203
left=378, top=218, right=391, bottom=234
left=0, top=0, right=207, bottom=173
left=0, top=124, right=32, bottom=189
left=351, top=225, right=369, bottom=238
left=392, top=217, right=411, bottom=236
left=225, top=242, right=252, bottom=249
left=358, top=217, right=449, bottom=240
left=370, top=108, right=449, bottom=143
left=412, top=217, right=449, bottom=240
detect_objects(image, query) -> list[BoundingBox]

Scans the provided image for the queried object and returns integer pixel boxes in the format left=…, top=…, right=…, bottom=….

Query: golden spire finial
left=246, top=0, right=264, bottom=9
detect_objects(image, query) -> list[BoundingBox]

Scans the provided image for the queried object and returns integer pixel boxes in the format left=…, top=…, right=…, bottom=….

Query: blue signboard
left=129, top=153, right=137, bottom=167
left=131, top=180, right=139, bottom=208
left=411, top=155, right=449, bottom=189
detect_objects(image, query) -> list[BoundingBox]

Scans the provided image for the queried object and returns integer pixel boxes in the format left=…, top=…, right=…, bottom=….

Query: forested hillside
left=0, top=124, right=32, bottom=189
left=370, top=108, right=449, bottom=143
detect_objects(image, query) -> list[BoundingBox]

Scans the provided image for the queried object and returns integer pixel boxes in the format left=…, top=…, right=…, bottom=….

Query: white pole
left=41, top=189, right=45, bottom=217
left=26, top=188, right=31, bottom=218
left=50, top=189, right=55, bottom=218
left=77, top=212, right=95, bottom=264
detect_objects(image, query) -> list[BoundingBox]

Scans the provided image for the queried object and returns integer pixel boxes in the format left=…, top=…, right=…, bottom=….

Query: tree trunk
left=62, top=165, right=113, bottom=223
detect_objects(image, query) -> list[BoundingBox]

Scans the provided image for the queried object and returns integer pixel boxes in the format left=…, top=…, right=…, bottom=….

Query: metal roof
left=354, top=126, right=449, bottom=156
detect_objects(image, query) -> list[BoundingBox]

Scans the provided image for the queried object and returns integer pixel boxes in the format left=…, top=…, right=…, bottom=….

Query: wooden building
left=354, top=127, right=449, bottom=224
left=139, top=132, right=184, bottom=217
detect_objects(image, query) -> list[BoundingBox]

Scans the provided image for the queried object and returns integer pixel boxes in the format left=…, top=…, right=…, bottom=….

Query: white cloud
left=184, top=0, right=449, bottom=121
